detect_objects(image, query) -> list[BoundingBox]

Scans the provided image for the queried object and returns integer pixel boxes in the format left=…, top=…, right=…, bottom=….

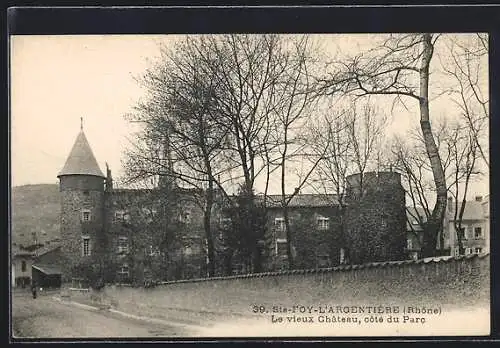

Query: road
left=12, top=290, right=197, bottom=338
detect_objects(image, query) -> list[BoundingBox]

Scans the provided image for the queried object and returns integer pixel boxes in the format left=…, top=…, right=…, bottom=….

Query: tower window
left=81, top=209, right=91, bottom=222
left=117, top=236, right=129, bottom=254
left=82, top=236, right=91, bottom=256
left=21, top=260, right=27, bottom=272
left=179, top=211, right=191, bottom=224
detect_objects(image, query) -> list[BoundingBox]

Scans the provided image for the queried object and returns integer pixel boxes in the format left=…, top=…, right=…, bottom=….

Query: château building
left=51, top=125, right=408, bottom=285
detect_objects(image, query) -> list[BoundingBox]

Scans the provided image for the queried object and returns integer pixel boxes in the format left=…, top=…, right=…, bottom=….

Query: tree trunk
left=203, top=181, right=215, bottom=277
left=419, top=33, right=447, bottom=257
left=283, top=205, right=294, bottom=269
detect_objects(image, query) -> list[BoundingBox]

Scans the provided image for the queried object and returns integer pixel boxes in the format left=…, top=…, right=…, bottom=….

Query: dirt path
left=12, top=291, right=196, bottom=338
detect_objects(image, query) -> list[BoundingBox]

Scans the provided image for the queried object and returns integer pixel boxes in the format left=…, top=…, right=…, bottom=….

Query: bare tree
left=123, top=36, right=235, bottom=277
left=391, top=116, right=483, bottom=257
left=308, top=98, right=387, bottom=264
left=318, top=34, right=447, bottom=257
left=267, top=36, right=325, bottom=269
left=445, top=122, right=482, bottom=255
left=440, top=34, right=489, bottom=167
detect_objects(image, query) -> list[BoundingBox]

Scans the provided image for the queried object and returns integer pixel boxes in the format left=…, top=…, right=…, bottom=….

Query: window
left=142, top=208, right=157, bottom=223
left=317, top=217, right=330, bottom=231
left=147, top=245, right=161, bottom=257
left=183, top=246, right=193, bottom=256
left=275, top=239, right=287, bottom=256
left=117, top=236, right=129, bottom=254
left=407, top=238, right=413, bottom=250
left=114, top=210, right=130, bottom=223
left=274, top=217, right=286, bottom=238
left=458, top=227, right=466, bottom=240
left=21, top=260, right=26, bottom=272
left=466, top=247, right=472, bottom=255
left=339, top=248, right=346, bottom=264
left=454, top=248, right=460, bottom=256
left=474, top=227, right=483, bottom=239
left=475, top=247, right=483, bottom=254
left=316, top=254, right=330, bottom=268
left=117, top=264, right=129, bottom=277
left=220, top=217, right=232, bottom=229
left=82, top=236, right=91, bottom=256
left=81, top=210, right=91, bottom=222
left=409, top=252, right=419, bottom=261
left=179, top=211, right=191, bottom=224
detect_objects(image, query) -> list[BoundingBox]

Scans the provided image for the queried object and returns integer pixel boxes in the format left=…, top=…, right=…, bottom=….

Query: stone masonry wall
left=60, top=176, right=104, bottom=281
left=88, top=254, right=489, bottom=324
left=344, top=172, right=406, bottom=264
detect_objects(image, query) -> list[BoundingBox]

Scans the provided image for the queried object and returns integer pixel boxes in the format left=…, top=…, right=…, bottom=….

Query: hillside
left=11, top=184, right=60, bottom=247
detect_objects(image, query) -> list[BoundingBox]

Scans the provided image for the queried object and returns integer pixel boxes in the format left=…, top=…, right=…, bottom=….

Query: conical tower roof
left=57, top=129, right=105, bottom=178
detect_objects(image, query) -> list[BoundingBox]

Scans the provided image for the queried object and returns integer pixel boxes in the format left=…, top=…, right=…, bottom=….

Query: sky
left=10, top=34, right=489, bottom=198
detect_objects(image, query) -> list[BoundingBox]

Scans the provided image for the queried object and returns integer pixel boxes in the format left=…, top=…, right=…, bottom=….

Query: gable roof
left=57, top=130, right=104, bottom=178
left=448, top=200, right=485, bottom=221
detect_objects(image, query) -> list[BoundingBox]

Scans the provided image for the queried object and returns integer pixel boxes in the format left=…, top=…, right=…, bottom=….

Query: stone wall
left=85, top=253, right=488, bottom=323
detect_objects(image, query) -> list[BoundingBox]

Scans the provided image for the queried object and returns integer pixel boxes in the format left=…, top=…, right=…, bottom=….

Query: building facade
left=12, top=246, right=33, bottom=288
left=55, top=127, right=408, bottom=284
left=405, top=195, right=490, bottom=259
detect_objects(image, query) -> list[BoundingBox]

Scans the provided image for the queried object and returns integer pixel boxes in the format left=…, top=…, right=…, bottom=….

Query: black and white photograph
left=10, top=29, right=490, bottom=338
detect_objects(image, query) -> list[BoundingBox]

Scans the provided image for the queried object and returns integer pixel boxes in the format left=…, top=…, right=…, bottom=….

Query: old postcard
left=10, top=26, right=490, bottom=339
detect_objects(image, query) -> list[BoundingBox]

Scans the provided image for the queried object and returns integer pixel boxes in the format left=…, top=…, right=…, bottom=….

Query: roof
left=33, top=243, right=61, bottom=258
left=32, top=264, right=62, bottom=275
left=448, top=200, right=486, bottom=221
left=58, top=130, right=104, bottom=178
left=406, top=206, right=427, bottom=231
left=12, top=245, right=34, bottom=257
left=261, top=194, right=339, bottom=208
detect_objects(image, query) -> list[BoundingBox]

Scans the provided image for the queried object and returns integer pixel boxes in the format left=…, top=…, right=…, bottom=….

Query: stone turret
left=57, top=122, right=106, bottom=282
left=343, top=171, right=406, bottom=264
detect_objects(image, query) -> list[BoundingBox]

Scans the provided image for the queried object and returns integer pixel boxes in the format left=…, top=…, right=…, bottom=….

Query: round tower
left=343, top=171, right=406, bottom=264
left=57, top=124, right=106, bottom=282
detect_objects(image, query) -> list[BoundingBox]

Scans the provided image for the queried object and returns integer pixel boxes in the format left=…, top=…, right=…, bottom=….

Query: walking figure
left=31, top=282, right=37, bottom=299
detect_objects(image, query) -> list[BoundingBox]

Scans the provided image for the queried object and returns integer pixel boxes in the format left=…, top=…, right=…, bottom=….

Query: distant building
left=405, top=195, right=490, bottom=259
left=447, top=195, right=490, bottom=256
left=32, top=243, right=63, bottom=289
left=11, top=246, right=33, bottom=288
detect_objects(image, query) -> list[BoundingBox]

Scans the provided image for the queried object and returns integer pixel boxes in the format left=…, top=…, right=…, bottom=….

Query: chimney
left=475, top=195, right=482, bottom=202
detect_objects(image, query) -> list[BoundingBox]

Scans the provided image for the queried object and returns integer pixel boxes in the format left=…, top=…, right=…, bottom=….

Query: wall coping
left=141, top=253, right=489, bottom=287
